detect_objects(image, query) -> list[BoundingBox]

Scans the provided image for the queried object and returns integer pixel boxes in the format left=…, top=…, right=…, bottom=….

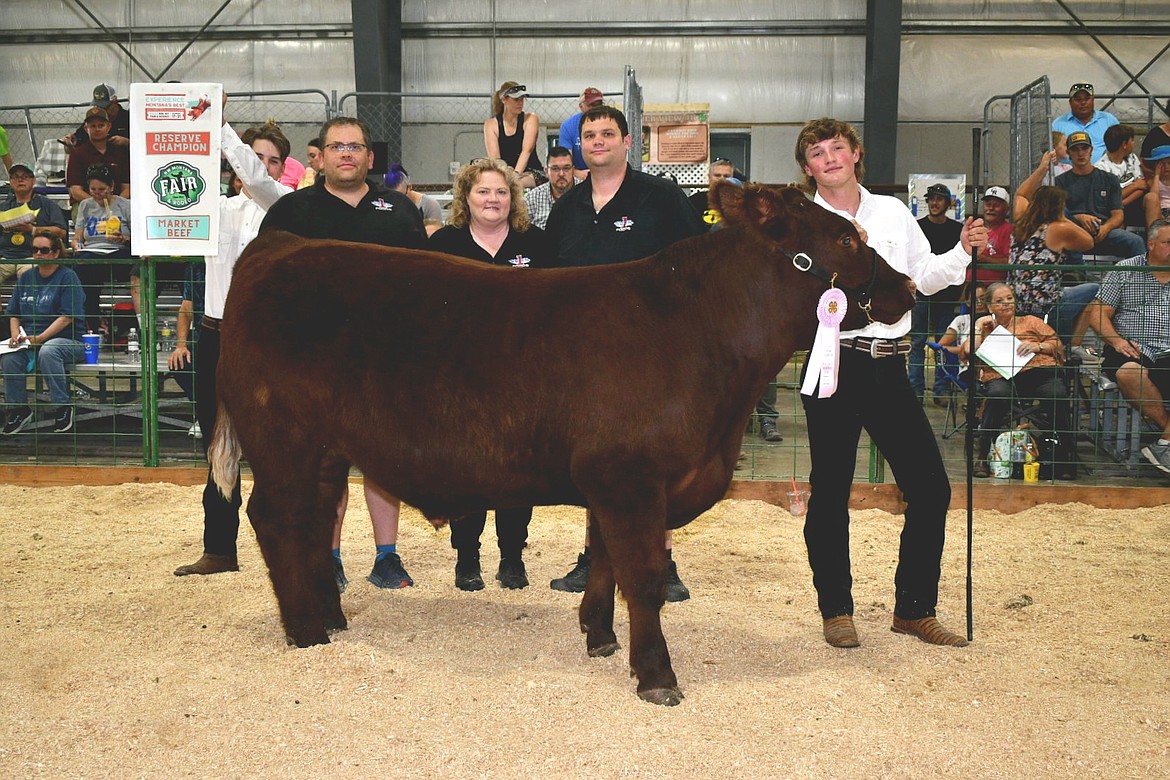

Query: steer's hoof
left=587, top=641, right=620, bottom=658
left=638, top=686, right=684, bottom=707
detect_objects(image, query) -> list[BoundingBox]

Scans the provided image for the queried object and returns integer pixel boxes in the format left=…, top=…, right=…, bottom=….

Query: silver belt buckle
left=869, top=338, right=882, bottom=358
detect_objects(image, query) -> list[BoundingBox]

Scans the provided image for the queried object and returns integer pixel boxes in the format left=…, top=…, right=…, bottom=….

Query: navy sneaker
left=367, top=552, right=413, bottom=589
left=3, top=406, right=34, bottom=435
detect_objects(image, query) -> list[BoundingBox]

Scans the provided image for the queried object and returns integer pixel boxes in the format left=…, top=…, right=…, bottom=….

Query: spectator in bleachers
left=1044, top=132, right=1072, bottom=184
left=385, top=163, right=443, bottom=227
left=72, top=163, right=132, bottom=333
left=298, top=137, right=323, bottom=189
left=559, top=87, right=605, bottom=180
left=484, top=81, right=543, bottom=189
left=970, top=282, right=1073, bottom=479
left=1008, top=151, right=1096, bottom=353
left=1095, top=124, right=1147, bottom=229
left=1086, top=218, right=1170, bottom=474
left=59, top=84, right=130, bottom=153
left=1052, top=83, right=1118, bottom=166
left=429, top=158, right=550, bottom=591
left=1, top=162, right=68, bottom=286
left=1143, top=146, right=1170, bottom=230
left=1139, top=119, right=1170, bottom=165
left=523, top=145, right=575, bottom=230
left=937, top=281, right=988, bottom=384
left=968, top=186, right=1011, bottom=285
left=259, top=115, right=427, bottom=592
left=65, top=108, right=131, bottom=204
left=1056, top=131, right=1145, bottom=260
left=172, top=101, right=294, bottom=578
left=1, top=231, right=85, bottom=436
left=911, top=183, right=964, bottom=403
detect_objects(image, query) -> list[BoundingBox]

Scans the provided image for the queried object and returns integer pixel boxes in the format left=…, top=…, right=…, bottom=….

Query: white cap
left=983, top=186, right=1009, bottom=202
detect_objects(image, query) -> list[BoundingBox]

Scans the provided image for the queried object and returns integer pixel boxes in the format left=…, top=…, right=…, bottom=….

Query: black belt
left=840, top=336, right=911, bottom=358
left=201, top=316, right=222, bottom=332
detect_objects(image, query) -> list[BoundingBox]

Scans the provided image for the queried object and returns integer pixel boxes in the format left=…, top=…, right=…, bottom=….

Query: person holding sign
left=969, top=282, right=1073, bottom=479
left=174, top=96, right=294, bottom=578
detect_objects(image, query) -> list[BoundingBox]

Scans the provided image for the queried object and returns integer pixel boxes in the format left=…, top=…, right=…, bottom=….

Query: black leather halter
left=782, top=247, right=880, bottom=320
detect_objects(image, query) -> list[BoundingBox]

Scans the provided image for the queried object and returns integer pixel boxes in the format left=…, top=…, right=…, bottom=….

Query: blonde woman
left=483, top=81, right=542, bottom=188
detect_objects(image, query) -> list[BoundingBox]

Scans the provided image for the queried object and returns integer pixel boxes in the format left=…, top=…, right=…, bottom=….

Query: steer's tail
left=208, top=404, right=242, bottom=500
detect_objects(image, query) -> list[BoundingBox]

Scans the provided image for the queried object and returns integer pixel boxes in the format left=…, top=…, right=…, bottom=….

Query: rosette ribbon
left=800, top=285, right=848, bottom=398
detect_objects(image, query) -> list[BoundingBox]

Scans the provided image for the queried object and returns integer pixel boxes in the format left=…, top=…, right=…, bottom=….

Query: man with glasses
left=1, top=162, right=68, bottom=287
left=260, top=116, right=427, bottom=593
left=2, top=231, right=85, bottom=435
left=1052, top=83, right=1118, bottom=166
left=523, top=145, right=576, bottom=229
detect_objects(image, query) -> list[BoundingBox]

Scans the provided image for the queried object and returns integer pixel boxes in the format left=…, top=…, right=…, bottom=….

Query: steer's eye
left=841, top=236, right=852, bottom=247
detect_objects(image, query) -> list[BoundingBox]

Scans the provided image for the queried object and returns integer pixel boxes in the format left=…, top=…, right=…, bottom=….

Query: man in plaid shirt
left=522, top=145, right=575, bottom=229
left=1091, top=218, right=1170, bottom=473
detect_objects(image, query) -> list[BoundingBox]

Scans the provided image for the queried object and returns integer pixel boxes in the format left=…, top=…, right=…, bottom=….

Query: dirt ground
left=1, top=483, right=1167, bottom=779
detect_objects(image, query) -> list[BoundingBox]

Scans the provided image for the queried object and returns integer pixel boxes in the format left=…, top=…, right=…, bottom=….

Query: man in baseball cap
left=1052, top=81, right=1117, bottom=165
left=60, top=82, right=130, bottom=151
left=1055, top=124, right=1145, bottom=259
left=1, top=161, right=68, bottom=273
left=971, top=185, right=1012, bottom=284
left=559, top=87, right=607, bottom=179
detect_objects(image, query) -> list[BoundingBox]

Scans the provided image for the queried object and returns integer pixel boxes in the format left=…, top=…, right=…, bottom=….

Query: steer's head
left=712, top=182, right=915, bottom=329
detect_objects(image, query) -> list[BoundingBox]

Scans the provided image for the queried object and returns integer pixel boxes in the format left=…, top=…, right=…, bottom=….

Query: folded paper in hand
left=975, top=325, right=1034, bottom=379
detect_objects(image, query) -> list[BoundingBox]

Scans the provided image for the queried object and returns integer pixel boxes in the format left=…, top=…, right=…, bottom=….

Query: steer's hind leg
left=589, top=492, right=681, bottom=706
left=246, top=447, right=340, bottom=647
left=579, top=509, right=619, bottom=657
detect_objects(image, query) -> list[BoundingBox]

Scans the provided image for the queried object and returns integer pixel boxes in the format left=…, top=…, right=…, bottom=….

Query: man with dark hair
left=910, top=183, right=964, bottom=403
left=793, top=116, right=986, bottom=649
left=299, top=137, right=324, bottom=188
left=1096, top=124, right=1146, bottom=229
left=65, top=107, right=130, bottom=203
left=1056, top=130, right=1145, bottom=259
left=523, top=145, right=575, bottom=229
left=543, top=104, right=707, bottom=601
left=260, top=115, right=427, bottom=592
left=174, top=102, right=294, bottom=578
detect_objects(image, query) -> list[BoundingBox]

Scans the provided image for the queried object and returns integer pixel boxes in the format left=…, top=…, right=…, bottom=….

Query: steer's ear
left=710, top=180, right=746, bottom=223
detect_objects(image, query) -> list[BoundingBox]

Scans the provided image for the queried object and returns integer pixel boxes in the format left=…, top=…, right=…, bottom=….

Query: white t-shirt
left=1094, top=153, right=1141, bottom=188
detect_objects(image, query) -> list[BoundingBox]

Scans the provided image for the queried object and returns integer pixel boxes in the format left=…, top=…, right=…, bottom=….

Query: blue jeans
left=2, top=337, right=83, bottom=406
left=1050, top=283, right=1099, bottom=344
left=1092, top=229, right=1145, bottom=260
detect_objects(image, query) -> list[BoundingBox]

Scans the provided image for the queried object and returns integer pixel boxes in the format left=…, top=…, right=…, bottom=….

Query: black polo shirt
left=544, top=165, right=707, bottom=267
left=259, top=177, right=426, bottom=249
left=429, top=224, right=550, bottom=268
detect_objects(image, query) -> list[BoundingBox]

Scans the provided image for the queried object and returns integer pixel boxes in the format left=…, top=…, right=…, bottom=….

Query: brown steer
left=210, top=182, right=915, bottom=705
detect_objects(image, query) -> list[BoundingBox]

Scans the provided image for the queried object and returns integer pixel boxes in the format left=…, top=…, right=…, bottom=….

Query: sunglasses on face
left=32, top=245, right=56, bottom=254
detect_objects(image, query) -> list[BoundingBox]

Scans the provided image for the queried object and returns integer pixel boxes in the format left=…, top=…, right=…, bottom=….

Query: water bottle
left=159, top=319, right=174, bottom=352
left=127, top=327, right=140, bottom=355
left=1010, top=439, right=1025, bottom=480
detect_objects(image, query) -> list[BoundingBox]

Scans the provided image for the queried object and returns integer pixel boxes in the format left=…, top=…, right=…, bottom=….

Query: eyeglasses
left=547, top=165, right=574, bottom=174
left=31, top=245, right=56, bottom=255
left=324, top=142, right=367, bottom=154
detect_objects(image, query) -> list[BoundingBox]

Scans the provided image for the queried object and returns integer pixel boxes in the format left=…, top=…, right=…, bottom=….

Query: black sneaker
left=3, top=406, right=34, bottom=435
left=367, top=552, right=414, bottom=589
left=664, top=560, right=690, bottom=602
left=550, top=550, right=591, bottom=592
left=53, top=406, right=74, bottom=433
left=454, top=553, right=485, bottom=592
left=496, top=557, right=529, bottom=589
left=334, top=558, right=349, bottom=594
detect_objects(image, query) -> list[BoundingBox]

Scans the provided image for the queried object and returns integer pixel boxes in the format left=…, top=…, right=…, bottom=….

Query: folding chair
left=927, top=341, right=969, bottom=439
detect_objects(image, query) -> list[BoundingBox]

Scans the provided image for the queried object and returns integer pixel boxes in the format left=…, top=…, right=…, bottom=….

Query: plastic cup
left=82, top=333, right=101, bottom=364
left=1023, top=462, right=1040, bottom=483
left=786, top=490, right=809, bottom=517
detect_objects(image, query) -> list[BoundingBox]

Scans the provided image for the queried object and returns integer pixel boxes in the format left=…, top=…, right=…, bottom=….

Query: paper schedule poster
left=130, top=83, right=222, bottom=256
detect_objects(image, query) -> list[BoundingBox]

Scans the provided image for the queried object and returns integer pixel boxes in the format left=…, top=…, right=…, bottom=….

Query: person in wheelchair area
left=968, top=282, right=1076, bottom=478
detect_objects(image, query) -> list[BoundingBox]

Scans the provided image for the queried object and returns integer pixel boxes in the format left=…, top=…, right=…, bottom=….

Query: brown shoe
left=174, top=553, right=239, bottom=577
left=823, top=615, right=860, bottom=648
left=973, top=460, right=991, bottom=478
left=891, top=616, right=969, bottom=647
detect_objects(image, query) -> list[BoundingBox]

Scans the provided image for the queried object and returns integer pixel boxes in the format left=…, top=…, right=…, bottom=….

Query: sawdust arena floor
left=1, top=483, right=1166, bottom=778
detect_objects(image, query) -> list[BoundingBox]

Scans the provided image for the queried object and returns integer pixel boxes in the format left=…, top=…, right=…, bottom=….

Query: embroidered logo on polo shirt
left=370, top=198, right=394, bottom=211
left=614, top=216, right=634, bottom=232
left=508, top=255, right=532, bottom=268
